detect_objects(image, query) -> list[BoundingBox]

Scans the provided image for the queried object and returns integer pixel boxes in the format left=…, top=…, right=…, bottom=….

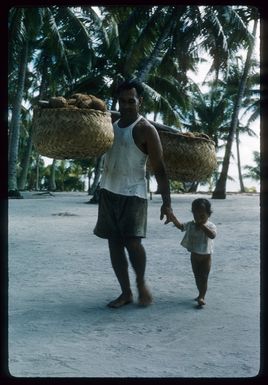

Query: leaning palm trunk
left=17, top=131, right=33, bottom=190
left=89, top=155, right=104, bottom=194
left=19, top=63, right=49, bottom=191
left=49, top=159, right=57, bottom=191
left=212, top=18, right=258, bottom=199
left=236, top=128, right=245, bottom=192
left=135, top=8, right=180, bottom=82
left=8, top=40, right=28, bottom=196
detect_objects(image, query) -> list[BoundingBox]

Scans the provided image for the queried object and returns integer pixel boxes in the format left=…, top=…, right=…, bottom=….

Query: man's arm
left=144, top=123, right=173, bottom=224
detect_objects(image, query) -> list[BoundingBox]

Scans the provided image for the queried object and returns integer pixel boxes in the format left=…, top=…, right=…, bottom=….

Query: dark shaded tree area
left=8, top=6, right=260, bottom=199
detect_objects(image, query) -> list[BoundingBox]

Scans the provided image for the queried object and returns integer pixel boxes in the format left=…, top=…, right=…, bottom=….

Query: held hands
left=160, top=204, right=175, bottom=224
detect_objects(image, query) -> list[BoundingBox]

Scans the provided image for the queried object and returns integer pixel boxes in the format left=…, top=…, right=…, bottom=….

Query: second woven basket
left=153, top=131, right=217, bottom=181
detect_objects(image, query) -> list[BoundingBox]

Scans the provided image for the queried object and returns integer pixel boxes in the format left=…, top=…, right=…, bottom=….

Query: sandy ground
left=8, top=192, right=260, bottom=378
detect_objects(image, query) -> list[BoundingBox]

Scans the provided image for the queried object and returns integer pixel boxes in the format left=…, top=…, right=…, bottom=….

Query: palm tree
left=86, top=5, right=257, bottom=195
left=65, top=5, right=254, bottom=130
left=212, top=13, right=259, bottom=198
left=9, top=5, right=258, bottom=195
left=192, top=55, right=259, bottom=194
left=8, top=6, right=97, bottom=196
left=243, top=151, right=260, bottom=181
left=8, top=8, right=30, bottom=197
left=17, top=105, right=33, bottom=190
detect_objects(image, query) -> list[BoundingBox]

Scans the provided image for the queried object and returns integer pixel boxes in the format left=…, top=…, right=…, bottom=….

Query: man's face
left=118, top=88, right=142, bottom=116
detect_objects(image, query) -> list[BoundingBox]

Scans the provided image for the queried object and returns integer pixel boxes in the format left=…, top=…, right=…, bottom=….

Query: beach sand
left=8, top=192, right=260, bottom=377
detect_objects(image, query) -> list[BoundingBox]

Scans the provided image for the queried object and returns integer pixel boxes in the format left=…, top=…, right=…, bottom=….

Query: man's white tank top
left=100, top=115, right=148, bottom=199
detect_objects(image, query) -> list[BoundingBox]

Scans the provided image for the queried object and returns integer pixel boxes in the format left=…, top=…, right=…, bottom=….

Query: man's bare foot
left=138, top=285, right=153, bottom=306
left=107, top=293, right=133, bottom=308
left=197, top=298, right=206, bottom=306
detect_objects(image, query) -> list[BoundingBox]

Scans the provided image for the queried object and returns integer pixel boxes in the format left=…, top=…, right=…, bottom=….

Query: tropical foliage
left=8, top=5, right=260, bottom=198
left=243, top=151, right=260, bottom=181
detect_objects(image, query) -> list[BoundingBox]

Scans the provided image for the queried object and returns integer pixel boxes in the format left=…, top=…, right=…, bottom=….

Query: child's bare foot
left=197, top=298, right=206, bottom=306
left=107, top=293, right=133, bottom=308
left=138, top=285, right=153, bottom=306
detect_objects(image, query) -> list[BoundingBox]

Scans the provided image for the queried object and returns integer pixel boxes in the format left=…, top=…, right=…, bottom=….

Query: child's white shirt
left=180, top=220, right=216, bottom=254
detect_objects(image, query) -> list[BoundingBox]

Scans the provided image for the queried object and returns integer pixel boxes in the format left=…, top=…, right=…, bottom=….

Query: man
left=94, top=78, right=174, bottom=308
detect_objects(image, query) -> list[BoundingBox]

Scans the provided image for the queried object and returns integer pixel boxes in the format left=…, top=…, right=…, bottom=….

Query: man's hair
left=192, top=198, right=212, bottom=216
left=116, top=78, right=144, bottom=97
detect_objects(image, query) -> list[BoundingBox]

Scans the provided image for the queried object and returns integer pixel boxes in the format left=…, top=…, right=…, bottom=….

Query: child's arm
left=198, top=223, right=216, bottom=239
left=170, top=213, right=184, bottom=230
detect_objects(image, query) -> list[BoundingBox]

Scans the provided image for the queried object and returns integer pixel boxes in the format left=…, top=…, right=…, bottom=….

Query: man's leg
left=125, top=237, right=152, bottom=306
left=107, top=238, right=133, bottom=308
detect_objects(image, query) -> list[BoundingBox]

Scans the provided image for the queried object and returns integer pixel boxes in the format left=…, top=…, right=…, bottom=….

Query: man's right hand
left=160, top=205, right=174, bottom=224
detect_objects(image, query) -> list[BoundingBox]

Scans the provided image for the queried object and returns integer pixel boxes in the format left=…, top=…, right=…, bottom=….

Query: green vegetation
left=8, top=6, right=260, bottom=198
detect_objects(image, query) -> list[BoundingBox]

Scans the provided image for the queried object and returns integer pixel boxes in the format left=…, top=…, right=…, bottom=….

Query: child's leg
left=191, top=253, right=211, bottom=305
left=190, top=255, right=203, bottom=298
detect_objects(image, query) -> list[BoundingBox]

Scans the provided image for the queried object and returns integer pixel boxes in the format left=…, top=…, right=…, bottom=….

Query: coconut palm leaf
left=117, top=6, right=152, bottom=48
left=80, top=6, right=110, bottom=49
left=148, top=75, right=189, bottom=113
left=143, top=83, right=181, bottom=127
left=42, top=8, right=73, bottom=80
left=123, top=6, right=166, bottom=75
left=56, top=7, right=93, bottom=49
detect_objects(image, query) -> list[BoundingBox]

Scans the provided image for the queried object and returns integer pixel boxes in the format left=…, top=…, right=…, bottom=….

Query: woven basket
left=150, top=131, right=217, bottom=181
left=32, top=108, right=114, bottom=159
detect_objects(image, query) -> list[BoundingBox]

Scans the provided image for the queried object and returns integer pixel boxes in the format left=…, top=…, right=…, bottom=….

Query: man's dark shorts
left=94, top=189, right=147, bottom=239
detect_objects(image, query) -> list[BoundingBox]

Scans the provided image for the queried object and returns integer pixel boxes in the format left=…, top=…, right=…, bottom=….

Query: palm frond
left=143, top=83, right=182, bottom=127
left=148, top=75, right=189, bottom=112
left=117, top=7, right=152, bottom=48
left=44, top=8, right=73, bottom=81
left=8, top=8, right=26, bottom=72
left=123, top=7, right=166, bottom=74
left=228, top=6, right=255, bottom=48
left=58, top=7, right=92, bottom=49
left=80, top=6, right=110, bottom=48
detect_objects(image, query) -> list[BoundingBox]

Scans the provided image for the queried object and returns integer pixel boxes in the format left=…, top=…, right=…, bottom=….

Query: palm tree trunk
left=188, top=181, right=199, bottom=193
left=49, top=159, right=57, bottom=191
left=212, top=18, right=258, bottom=199
left=17, top=130, right=33, bottom=190
left=35, top=154, right=40, bottom=191
left=90, top=155, right=104, bottom=194
left=8, top=40, right=29, bottom=196
left=87, top=168, right=93, bottom=194
left=236, top=128, right=245, bottom=192
left=32, top=62, right=49, bottom=189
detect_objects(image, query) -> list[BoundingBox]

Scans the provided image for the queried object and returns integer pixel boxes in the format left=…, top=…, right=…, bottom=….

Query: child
left=171, top=198, right=217, bottom=307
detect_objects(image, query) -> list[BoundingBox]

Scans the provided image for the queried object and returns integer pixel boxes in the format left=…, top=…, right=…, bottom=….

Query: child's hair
left=192, top=198, right=212, bottom=216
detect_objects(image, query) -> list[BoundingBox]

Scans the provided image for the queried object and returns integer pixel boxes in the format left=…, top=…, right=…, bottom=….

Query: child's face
left=192, top=207, right=209, bottom=224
